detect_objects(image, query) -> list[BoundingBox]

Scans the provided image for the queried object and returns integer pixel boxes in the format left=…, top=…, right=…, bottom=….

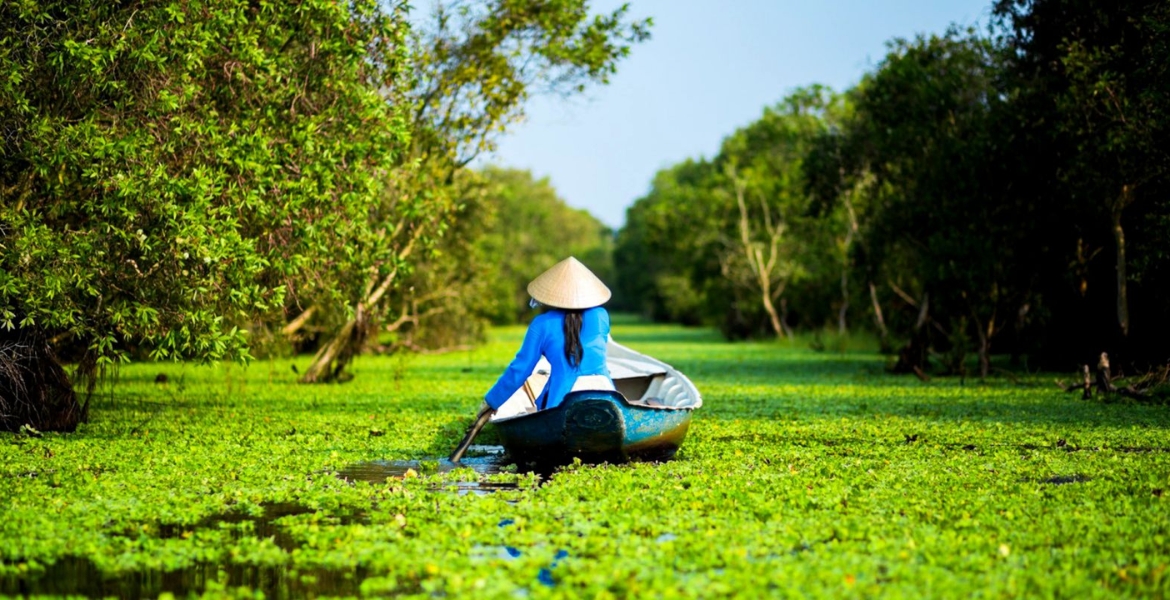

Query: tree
left=725, top=164, right=792, bottom=337
left=613, top=3, right=1170, bottom=373
left=0, top=0, right=414, bottom=430
left=829, top=31, right=1036, bottom=377
left=994, top=0, right=1170, bottom=363
left=804, top=100, right=892, bottom=346
left=293, top=0, right=650, bottom=382
left=472, top=167, right=614, bottom=324
left=614, top=88, right=840, bottom=339
left=366, top=166, right=615, bottom=354
left=714, top=87, right=840, bottom=338
left=614, top=160, right=722, bottom=326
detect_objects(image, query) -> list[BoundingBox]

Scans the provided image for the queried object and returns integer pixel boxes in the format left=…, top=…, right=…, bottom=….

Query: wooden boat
left=489, top=340, right=702, bottom=463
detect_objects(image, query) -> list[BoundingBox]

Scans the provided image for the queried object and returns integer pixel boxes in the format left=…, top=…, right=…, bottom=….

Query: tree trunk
left=868, top=281, right=889, bottom=342
left=758, top=268, right=786, bottom=339
left=299, top=236, right=420, bottom=383
left=893, top=292, right=930, bottom=374
left=729, top=167, right=789, bottom=340
left=281, top=306, right=317, bottom=337
left=299, top=306, right=367, bottom=383
left=1095, top=352, right=1113, bottom=394
left=838, top=269, right=849, bottom=335
left=779, top=298, right=794, bottom=338
left=761, top=288, right=785, bottom=339
left=838, top=195, right=859, bottom=335
left=974, top=316, right=992, bottom=379
left=1112, top=185, right=1132, bottom=337
left=0, top=327, right=84, bottom=432
left=915, top=292, right=930, bottom=331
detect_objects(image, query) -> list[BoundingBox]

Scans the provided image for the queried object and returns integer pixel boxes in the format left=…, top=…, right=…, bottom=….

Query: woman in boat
left=483, top=257, right=614, bottom=414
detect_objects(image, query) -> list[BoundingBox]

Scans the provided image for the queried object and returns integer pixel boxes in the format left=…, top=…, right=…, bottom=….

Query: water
left=0, top=502, right=370, bottom=598
left=2, top=447, right=547, bottom=596
left=1042, top=474, right=1091, bottom=485
left=334, top=445, right=555, bottom=494
left=1, top=557, right=369, bottom=599
left=336, top=445, right=509, bottom=478
left=155, top=502, right=367, bottom=551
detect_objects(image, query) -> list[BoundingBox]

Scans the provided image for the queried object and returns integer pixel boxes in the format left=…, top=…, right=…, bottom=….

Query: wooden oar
left=449, top=403, right=495, bottom=463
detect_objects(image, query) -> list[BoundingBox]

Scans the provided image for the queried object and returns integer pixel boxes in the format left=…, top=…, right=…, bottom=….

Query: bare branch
left=282, top=305, right=317, bottom=337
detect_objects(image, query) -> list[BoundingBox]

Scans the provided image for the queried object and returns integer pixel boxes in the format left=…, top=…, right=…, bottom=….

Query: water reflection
left=336, top=445, right=510, bottom=479
left=335, top=445, right=557, bottom=494
left=0, top=557, right=370, bottom=599
left=3, top=448, right=549, bottom=597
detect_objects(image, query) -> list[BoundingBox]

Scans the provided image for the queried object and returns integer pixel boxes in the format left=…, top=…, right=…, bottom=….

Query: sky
left=476, top=0, right=993, bottom=229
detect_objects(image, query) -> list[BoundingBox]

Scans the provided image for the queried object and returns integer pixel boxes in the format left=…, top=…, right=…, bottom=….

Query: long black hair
left=563, top=309, right=584, bottom=367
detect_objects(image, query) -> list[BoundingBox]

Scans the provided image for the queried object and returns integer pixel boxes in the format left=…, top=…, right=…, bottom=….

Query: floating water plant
left=2, top=321, right=1169, bottom=597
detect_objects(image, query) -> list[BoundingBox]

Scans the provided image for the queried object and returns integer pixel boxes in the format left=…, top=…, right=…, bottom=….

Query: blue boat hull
left=491, top=390, right=693, bottom=463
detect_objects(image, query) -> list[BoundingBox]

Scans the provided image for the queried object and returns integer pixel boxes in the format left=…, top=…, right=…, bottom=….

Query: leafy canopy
left=0, top=0, right=413, bottom=366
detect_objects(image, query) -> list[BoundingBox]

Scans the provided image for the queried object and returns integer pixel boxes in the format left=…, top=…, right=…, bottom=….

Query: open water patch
left=471, top=545, right=524, bottom=561
left=1, top=503, right=373, bottom=598
left=155, top=502, right=367, bottom=551
left=335, top=445, right=550, bottom=494
left=1041, top=474, right=1091, bottom=485
left=336, top=445, right=509, bottom=479
left=1, top=557, right=368, bottom=599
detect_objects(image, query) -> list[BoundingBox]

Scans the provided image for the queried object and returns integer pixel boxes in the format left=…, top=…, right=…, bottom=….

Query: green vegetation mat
left=2, top=321, right=1168, bottom=598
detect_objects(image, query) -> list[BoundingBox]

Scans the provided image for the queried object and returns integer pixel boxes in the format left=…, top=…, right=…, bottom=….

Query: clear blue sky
left=476, top=0, right=992, bottom=229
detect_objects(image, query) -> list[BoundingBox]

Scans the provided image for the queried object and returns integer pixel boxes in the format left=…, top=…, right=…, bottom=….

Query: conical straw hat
left=527, top=257, right=612, bottom=310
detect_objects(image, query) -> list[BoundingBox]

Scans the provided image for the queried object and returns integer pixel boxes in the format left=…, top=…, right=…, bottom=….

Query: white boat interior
left=492, top=339, right=703, bottom=421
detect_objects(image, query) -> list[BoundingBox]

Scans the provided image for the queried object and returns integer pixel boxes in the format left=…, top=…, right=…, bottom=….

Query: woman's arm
left=484, top=320, right=545, bottom=410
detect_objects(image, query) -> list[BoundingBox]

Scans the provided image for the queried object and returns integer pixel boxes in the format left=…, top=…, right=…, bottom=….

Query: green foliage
left=293, top=0, right=649, bottom=373
left=834, top=31, right=1026, bottom=374
left=473, top=167, right=615, bottom=324
left=615, top=87, right=842, bottom=338
left=380, top=167, right=613, bottom=353
left=411, top=0, right=651, bottom=164
left=992, top=0, right=1170, bottom=364
left=615, top=159, right=719, bottom=324
left=619, top=3, right=1170, bottom=371
left=0, top=0, right=412, bottom=367
left=2, top=321, right=1169, bottom=596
